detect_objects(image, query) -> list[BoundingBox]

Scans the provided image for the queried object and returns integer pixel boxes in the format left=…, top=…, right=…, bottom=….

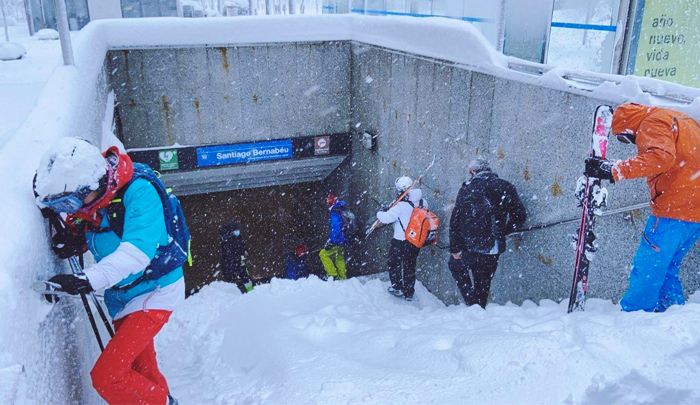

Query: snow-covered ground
left=0, top=24, right=62, bottom=148
left=160, top=276, right=700, bottom=404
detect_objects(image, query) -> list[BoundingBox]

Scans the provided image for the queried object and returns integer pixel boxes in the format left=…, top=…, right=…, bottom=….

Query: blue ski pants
left=620, top=215, right=700, bottom=312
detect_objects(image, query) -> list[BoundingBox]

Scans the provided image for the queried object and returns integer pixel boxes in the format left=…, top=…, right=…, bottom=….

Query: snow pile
left=205, top=8, right=222, bottom=17
left=0, top=42, right=26, bottom=60
left=159, top=277, right=700, bottom=404
left=96, top=14, right=506, bottom=69
left=36, top=29, right=59, bottom=41
left=0, top=23, right=109, bottom=403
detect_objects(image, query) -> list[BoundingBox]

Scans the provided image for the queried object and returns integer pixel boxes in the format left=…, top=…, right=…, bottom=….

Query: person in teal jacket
left=35, top=138, right=181, bottom=405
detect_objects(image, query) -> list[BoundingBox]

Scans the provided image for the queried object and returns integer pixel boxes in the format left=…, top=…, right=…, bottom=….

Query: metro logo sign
left=314, top=135, right=330, bottom=155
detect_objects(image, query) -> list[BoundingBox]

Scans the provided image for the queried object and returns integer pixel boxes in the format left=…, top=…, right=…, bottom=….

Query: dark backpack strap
left=397, top=200, right=415, bottom=232
left=103, top=184, right=129, bottom=238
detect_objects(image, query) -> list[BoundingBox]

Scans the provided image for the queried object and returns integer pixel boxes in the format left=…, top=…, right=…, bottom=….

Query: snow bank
left=160, top=277, right=700, bottom=404
left=36, top=29, right=59, bottom=41
left=0, top=42, right=26, bottom=60
left=0, top=22, right=110, bottom=404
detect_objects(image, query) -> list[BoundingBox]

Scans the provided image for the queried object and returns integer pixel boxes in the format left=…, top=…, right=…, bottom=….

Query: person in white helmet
left=34, top=137, right=182, bottom=405
left=376, top=176, right=426, bottom=301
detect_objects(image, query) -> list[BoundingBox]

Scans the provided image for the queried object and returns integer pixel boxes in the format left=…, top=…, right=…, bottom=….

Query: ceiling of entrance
left=160, top=155, right=347, bottom=195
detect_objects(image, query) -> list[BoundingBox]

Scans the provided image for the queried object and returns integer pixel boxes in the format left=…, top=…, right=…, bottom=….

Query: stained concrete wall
left=108, top=42, right=351, bottom=149
left=108, top=40, right=700, bottom=306
left=348, top=43, right=700, bottom=305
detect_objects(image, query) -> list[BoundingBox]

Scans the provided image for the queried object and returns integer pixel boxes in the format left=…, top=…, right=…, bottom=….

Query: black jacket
left=220, top=222, right=247, bottom=272
left=449, top=171, right=526, bottom=255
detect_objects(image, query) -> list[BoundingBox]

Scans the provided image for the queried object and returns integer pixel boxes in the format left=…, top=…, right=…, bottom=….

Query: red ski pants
left=90, top=310, right=172, bottom=405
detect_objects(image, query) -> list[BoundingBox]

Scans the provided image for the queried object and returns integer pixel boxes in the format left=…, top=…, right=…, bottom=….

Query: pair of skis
left=365, top=155, right=436, bottom=237
left=568, top=105, right=614, bottom=313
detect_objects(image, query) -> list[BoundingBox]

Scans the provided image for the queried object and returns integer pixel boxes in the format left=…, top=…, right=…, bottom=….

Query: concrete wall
left=108, top=41, right=351, bottom=149
left=108, top=39, right=700, bottom=306
left=348, top=43, right=700, bottom=305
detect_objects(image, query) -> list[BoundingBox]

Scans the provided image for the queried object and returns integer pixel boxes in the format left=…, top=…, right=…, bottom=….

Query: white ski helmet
left=394, top=176, right=413, bottom=192
left=35, top=138, right=107, bottom=206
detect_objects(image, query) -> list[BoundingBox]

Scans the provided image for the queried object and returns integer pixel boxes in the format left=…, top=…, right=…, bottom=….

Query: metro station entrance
left=179, top=181, right=332, bottom=295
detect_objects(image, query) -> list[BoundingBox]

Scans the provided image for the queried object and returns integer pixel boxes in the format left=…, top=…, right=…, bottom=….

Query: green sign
left=158, top=149, right=179, bottom=171
left=632, top=0, right=700, bottom=88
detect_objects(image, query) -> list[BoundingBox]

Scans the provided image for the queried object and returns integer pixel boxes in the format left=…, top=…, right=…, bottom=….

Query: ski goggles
left=41, top=186, right=92, bottom=214
left=615, top=133, right=637, bottom=144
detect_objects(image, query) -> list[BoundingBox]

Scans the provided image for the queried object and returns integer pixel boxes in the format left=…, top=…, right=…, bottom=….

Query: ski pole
left=80, top=290, right=105, bottom=350
left=47, top=212, right=115, bottom=344
left=52, top=212, right=114, bottom=337
left=33, top=281, right=105, bottom=299
left=68, top=256, right=114, bottom=338
left=366, top=155, right=437, bottom=237
left=510, top=202, right=648, bottom=234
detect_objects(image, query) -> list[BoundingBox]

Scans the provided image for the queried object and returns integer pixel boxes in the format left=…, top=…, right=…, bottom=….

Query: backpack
left=100, top=163, right=192, bottom=288
left=340, top=209, right=358, bottom=238
left=401, top=200, right=439, bottom=248
left=460, top=190, right=497, bottom=253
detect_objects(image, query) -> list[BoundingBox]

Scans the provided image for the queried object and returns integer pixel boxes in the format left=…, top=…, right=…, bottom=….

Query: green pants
left=319, top=246, right=347, bottom=280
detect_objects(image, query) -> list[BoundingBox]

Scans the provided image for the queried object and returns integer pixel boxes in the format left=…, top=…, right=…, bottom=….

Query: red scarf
left=68, top=146, right=134, bottom=228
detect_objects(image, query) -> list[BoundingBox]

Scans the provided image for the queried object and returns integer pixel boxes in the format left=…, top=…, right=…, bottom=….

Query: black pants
left=448, top=253, right=500, bottom=308
left=388, top=239, right=420, bottom=298
left=223, top=266, right=252, bottom=294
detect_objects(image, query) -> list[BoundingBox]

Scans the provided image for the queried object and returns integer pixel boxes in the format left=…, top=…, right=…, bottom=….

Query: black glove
left=584, top=157, right=615, bottom=182
left=47, top=274, right=93, bottom=295
left=379, top=204, right=389, bottom=212
left=51, top=229, right=87, bottom=259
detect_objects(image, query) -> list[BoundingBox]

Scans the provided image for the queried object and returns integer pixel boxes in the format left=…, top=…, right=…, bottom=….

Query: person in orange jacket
left=585, top=103, right=700, bottom=312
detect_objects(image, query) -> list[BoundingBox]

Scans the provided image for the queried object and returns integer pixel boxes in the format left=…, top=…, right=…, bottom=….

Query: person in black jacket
left=448, top=158, right=526, bottom=308
left=220, top=221, right=253, bottom=294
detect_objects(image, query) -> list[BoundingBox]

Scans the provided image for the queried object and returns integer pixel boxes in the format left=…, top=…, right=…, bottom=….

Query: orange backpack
left=401, top=200, right=439, bottom=248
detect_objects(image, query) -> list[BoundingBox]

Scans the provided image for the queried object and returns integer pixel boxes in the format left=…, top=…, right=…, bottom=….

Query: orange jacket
left=612, top=103, right=700, bottom=222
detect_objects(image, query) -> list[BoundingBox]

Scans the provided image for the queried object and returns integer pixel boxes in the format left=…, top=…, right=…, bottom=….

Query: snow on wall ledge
left=97, top=15, right=507, bottom=70
left=96, top=15, right=700, bottom=116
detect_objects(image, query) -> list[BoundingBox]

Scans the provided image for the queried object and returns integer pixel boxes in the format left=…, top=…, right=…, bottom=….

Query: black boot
left=167, top=394, right=178, bottom=405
